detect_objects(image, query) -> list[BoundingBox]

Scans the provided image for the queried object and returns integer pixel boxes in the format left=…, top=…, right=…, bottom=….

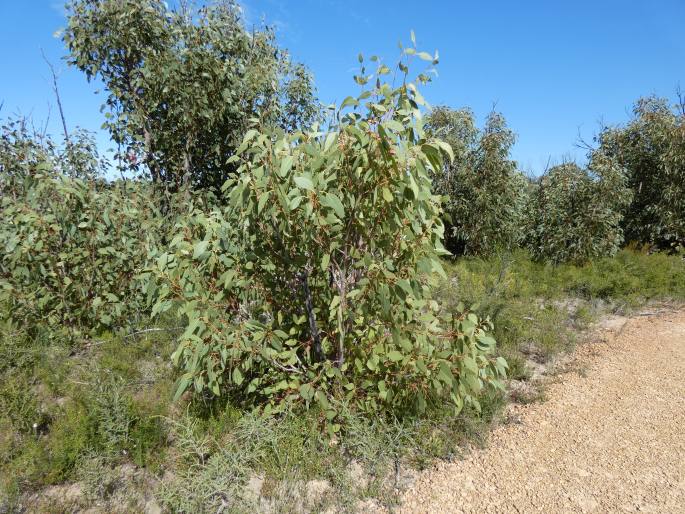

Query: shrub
left=425, top=107, right=527, bottom=256
left=150, top=47, right=507, bottom=423
left=0, top=117, right=102, bottom=192
left=524, top=155, right=631, bottom=264
left=0, top=172, right=163, bottom=333
left=595, top=95, right=685, bottom=250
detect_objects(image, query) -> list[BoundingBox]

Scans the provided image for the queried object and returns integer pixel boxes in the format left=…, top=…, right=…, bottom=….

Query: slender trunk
left=143, top=128, right=160, bottom=183
left=332, top=266, right=346, bottom=366
left=301, top=269, right=324, bottom=362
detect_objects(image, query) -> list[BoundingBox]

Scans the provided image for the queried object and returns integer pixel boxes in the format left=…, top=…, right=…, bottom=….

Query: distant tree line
left=426, top=96, right=684, bottom=262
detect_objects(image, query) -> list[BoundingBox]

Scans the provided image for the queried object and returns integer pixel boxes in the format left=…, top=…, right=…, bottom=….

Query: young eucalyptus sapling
left=151, top=40, right=507, bottom=426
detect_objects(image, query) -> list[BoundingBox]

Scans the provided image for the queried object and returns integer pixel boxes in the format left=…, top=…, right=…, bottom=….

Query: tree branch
left=124, top=326, right=184, bottom=339
left=41, top=49, right=69, bottom=143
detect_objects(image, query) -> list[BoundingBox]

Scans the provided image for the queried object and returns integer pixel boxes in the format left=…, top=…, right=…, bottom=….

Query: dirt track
left=395, top=310, right=685, bottom=513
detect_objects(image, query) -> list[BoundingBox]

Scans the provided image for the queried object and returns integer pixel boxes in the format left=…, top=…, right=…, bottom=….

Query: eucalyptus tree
left=595, top=95, right=685, bottom=250
left=426, top=107, right=526, bottom=256
left=64, top=0, right=319, bottom=192
left=524, top=157, right=631, bottom=264
left=149, top=46, right=506, bottom=423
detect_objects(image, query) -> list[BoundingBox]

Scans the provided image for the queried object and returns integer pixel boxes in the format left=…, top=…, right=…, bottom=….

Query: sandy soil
left=393, top=309, right=685, bottom=513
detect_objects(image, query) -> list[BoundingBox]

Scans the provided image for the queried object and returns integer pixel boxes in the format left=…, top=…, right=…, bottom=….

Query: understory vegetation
left=1, top=0, right=684, bottom=512
left=1, top=249, right=684, bottom=512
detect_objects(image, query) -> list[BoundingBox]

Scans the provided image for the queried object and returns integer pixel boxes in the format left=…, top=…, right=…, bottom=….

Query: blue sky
left=1, top=0, right=683, bottom=175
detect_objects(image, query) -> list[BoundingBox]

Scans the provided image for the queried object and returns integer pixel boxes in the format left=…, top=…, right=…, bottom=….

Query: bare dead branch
left=123, top=326, right=184, bottom=339
left=676, top=84, right=685, bottom=117
left=41, top=49, right=69, bottom=143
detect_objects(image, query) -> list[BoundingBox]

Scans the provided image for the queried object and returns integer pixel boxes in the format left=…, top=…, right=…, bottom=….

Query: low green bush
left=0, top=173, right=163, bottom=334
left=561, top=247, right=685, bottom=304
left=442, top=249, right=685, bottom=367
left=0, top=318, right=172, bottom=502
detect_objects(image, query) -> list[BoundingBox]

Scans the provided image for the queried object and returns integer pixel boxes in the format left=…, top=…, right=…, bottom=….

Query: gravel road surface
left=394, top=310, right=685, bottom=513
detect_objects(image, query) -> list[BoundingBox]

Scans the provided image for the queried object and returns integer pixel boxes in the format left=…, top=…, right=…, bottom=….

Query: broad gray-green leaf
left=321, top=193, right=344, bottom=218
left=294, top=175, right=314, bottom=191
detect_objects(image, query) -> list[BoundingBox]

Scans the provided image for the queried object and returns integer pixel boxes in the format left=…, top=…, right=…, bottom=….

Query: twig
left=83, top=339, right=109, bottom=347
left=269, top=359, right=304, bottom=375
left=676, top=84, right=685, bottom=117
left=123, top=326, right=184, bottom=339
left=40, top=103, right=51, bottom=141
left=41, top=49, right=69, bottom=143
left=212, top=492, right=230, bottom=514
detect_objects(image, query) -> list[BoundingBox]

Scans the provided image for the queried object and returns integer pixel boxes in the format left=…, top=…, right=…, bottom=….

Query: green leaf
left=279, top=156, right=294, bottom=177
left=323, top=132, right=337, bottom=152
left=476, top=334, right=496, bottom=349
left=434, top=140, right=455, bottom=163
left=341, top=96, right=359, bottom=109
left=387, top=350, right=403, bottom=362
left=397, top=279, right=413, bottom=296
left=289, top=195, right=303, bottom=211
left=294, top=175, right=314, bottom=191
left=321, top=193, right=344, bottom=218
left=257, top=192, right=270, bottom=214
left=383, top=120, right=405, bottom=133
left=463, top=356, right=478, bottom=374
left=438, top=362, right=453, bottom=384
left=193, top=240, right=209, bottom=260
left=315, top=390, right=330, bottom=410
left=431, top=258, right=447, bottom=279
left=299, top=383, right=314, bottom=402
left=173, top=373, right=193, bottom=401
left=243, top=129, right=259, bottom=143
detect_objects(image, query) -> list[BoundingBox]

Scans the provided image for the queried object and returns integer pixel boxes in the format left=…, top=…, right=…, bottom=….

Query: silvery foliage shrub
left=525, top=154, right=632, bottom=264
left=425, top=107, right=527, bottom=256
left=595, top=96, right=685, bottom=250
left=150, top=44, right=507, bottom=423
left=0, top=122, right=164, bottom=333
